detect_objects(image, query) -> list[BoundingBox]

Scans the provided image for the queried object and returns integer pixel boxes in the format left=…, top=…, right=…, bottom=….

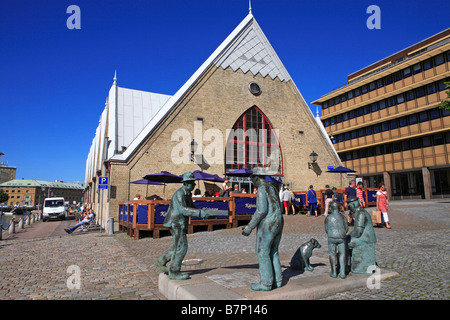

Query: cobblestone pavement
left=0, top=200, right=448, bottom=300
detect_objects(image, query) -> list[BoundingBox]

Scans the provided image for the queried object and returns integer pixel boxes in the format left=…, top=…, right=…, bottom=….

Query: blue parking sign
left=99, top=176, right=108, bottom=189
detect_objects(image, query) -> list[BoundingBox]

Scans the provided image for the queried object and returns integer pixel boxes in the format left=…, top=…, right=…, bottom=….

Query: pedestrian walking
left=289, top=188, right=296, bottom=215
left=307, top=185, right=318, bottom=217
left=281, top=186, right=291, bottom=215
left=344, top=180, right=357, bottom=224
left=324, top=185, right=334, bottom=216
left=376, top=182, right=391, bottom=229
left=356, top=181, right=366, bottom=208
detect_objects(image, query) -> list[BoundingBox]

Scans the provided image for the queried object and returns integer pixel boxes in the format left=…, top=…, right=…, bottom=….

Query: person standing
left=289, top=188, right=296, bottom=215
left=344, top=180, right=357, bottom=224
left=356, top=181, right=366, bottom=208
left=222, top=178, right=231, bottom=197
left=307, top=185, right=318, bottom=217
left=324, top=185, right=334, bottom=217
left=282, top=186, right=291, bottom=215
left=376, top=182, right=391, bottom=229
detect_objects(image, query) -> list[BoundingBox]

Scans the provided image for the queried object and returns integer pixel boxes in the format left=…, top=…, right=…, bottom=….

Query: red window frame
left=225, top=106, right=283, bottom=175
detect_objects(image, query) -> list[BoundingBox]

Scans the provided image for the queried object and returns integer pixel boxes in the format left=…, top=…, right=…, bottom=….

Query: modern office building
left=312, top=29, right=450, bottom=200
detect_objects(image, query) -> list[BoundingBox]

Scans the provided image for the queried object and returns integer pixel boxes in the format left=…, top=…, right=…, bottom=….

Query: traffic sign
left=98, top=176, right=108, bottom=189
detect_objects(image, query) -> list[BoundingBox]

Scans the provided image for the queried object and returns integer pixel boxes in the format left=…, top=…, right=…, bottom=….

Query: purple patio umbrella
left=224, top=167, right=253, bottom=177
left=130, top=179, right=164, bottom=198
left=143, top=171, right=183, bottom=197
left=191, top=170, right=225, bottom=182
left=326, top=166, right=357, bottom=190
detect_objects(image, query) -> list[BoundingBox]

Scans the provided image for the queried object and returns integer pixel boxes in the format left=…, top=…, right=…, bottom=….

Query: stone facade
left=103, top=65, right=342, bottom=222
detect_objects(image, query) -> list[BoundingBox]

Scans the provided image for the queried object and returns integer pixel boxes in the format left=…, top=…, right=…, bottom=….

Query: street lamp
left=308, top=151, right=318, bottom=169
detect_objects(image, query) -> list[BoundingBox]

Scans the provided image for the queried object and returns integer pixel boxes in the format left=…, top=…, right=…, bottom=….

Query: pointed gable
left=214, top=16, right=291, bottom=82
left=110, top=13, right=295, bottom=161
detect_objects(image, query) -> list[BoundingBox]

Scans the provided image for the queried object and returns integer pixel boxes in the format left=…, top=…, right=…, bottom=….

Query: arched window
left=225, top=106, right=283, bottom=175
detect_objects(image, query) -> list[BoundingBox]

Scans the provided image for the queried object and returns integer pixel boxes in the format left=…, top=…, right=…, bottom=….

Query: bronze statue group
left=156, top=168, right=377, bottom=291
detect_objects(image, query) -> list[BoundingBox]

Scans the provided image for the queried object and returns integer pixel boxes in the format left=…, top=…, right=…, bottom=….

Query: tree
left=439, top=81, right=450, bottom=112
left=0, top=189, right=9, bottom=204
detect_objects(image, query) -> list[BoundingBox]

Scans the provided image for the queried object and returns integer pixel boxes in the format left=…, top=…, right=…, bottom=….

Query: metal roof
left=0, top=179, right=84, bottom=189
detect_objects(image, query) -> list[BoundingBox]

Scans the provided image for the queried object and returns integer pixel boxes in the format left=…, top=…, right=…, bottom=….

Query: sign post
left=98, top=177, right=108, bottom=232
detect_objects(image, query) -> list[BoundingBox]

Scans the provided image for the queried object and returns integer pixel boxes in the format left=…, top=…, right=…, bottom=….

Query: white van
left=43, top=197, right=67, bottom=221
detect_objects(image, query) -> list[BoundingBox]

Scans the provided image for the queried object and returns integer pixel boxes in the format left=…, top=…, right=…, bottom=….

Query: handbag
left=371, top=210, right=382, bottom=224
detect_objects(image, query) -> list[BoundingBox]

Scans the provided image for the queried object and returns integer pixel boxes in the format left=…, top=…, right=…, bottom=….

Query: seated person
left=65, top=210, right=95, bottom=234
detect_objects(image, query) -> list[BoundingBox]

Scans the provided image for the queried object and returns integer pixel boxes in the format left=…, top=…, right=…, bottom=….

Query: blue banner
left=137, top=205, right=148, bottom=224
left=234, top=197, right=257, bottom=215
left=128, top=205, right=133, bottom=222
left=154, top=204, right=169, bottom=224
left=367, top=190, right=377, bottom=202
left=193, top=201, right=229, bottom=219
left=294, top=194, right=306, bottom=206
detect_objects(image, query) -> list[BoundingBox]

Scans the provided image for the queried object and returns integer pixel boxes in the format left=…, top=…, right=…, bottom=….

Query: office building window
left=430, top=109, right=440, bottom=120
left=377, top=79, right=384, bottom=88
left=413, top=63, right=422, bottom=74
left=399, top=117, right=408, bottom=127
left=406, top=91, right=415, bottom=101
left=409, top=114, right=418, bottom=125
left=419, top=111, right=428, bottom=123
left=427, top=83, right=436, bottom=94
left=385, top=75, right=393, bottom=85
left=434, top=53, right=444, bottom=66
left=403, top=67, right=411, bottom=78
left=416, top=87, right=425, bottom=98
left=423, top=58, right=433, bottom=70
left=390, top=119, right=398, bottom=129
left=361, top=85, right=368, bottom=94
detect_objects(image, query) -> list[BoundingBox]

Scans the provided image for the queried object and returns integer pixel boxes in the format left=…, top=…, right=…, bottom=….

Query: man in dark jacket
left=156, top=172, right=208, bottom=280
left=242, top=167, right=284, bottom=291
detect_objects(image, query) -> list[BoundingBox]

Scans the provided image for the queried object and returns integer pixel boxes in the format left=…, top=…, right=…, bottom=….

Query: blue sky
left=0, top=0, right=448, bottom=184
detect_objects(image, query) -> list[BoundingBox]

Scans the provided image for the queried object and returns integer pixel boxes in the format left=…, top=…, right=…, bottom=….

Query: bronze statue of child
left=324, top=201, right=348, bottom=279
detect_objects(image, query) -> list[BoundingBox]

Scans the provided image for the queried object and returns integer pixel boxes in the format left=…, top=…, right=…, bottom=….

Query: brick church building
left=85, top=11, right=343, bottom=226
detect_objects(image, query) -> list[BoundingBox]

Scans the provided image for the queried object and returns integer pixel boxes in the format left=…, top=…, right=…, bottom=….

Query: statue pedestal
left=158, top=256, right=399, bottom=300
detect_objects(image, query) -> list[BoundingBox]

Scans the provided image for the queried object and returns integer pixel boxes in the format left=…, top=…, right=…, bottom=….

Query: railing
left=119, top=195, right=260, bottom=239
left=118, top=188, right=379, bottom=239
left=0, top=212, right=42, bottom=240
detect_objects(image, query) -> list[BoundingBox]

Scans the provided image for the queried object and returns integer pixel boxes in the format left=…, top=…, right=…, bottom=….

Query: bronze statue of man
left=347, top=196, right=377, bottom=274
left=156, top=172, right=209, bottom=280
left=242, top=167, right=284, bottom=291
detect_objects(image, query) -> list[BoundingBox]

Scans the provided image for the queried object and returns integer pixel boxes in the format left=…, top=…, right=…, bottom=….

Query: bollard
left=9, top=219, right=15, bottom=234
left=18, top=218, right=24, bottom=229
left=26, top=216, right=31, bottom=226
left=108, top=217, right=114, bottom=235
left=31, top=214, right=35, bottom=224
